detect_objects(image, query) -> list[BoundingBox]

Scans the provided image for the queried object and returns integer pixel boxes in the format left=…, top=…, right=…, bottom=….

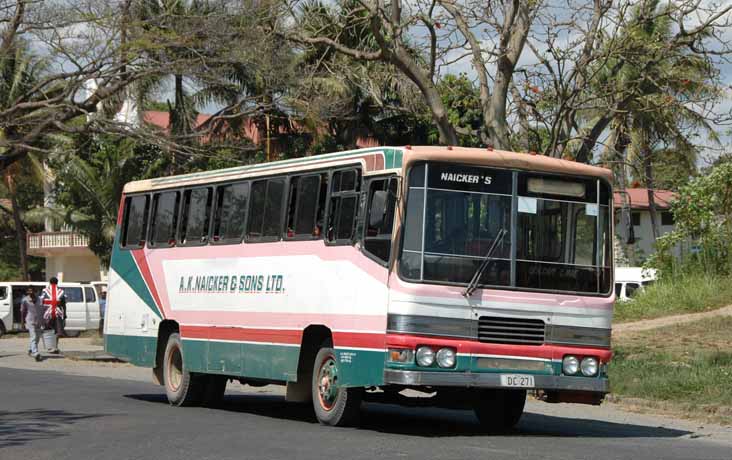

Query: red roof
left=140, top=110, right=379, bottom=151
left=613, top=188, right=676, bottom=210
left=142, top=111, right=212, bottom=130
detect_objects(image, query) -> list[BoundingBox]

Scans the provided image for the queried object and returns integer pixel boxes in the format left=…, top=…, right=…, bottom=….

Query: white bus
left=105, top=146, right=614, bottom=429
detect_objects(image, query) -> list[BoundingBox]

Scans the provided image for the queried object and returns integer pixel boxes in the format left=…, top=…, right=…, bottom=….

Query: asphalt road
left=1, top=368, right=731, bottom=460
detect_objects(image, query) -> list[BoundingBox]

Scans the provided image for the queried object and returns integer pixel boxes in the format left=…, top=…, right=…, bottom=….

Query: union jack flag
left=41, top=284, right=66, bottom=321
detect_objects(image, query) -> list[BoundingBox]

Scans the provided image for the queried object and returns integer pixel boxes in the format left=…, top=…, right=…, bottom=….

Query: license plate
left=500, top=374, right=535, bottom=388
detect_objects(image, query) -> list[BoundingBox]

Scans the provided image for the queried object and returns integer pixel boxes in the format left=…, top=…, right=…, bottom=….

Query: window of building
left=326, top=169, right=361, bottom=244
left=363, top=177, right=398, bottom=264
left=149, top=191, right=180, bottom=247
left=121, top=195, right=150, bottom=248
left=247, top=178, right=285, bottom=241
left=631, top=212, right=641, bottom=226
left=179, top=188, right=213, bottom=245
left=661, top=211, right=674, bottom=226
left=212, top=182, right=249, bottom=243
left=286, top=174, right=326, bottom=239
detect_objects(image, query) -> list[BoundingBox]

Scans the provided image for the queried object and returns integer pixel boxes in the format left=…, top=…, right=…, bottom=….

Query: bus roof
left=123, top=146, right=612, bottom=194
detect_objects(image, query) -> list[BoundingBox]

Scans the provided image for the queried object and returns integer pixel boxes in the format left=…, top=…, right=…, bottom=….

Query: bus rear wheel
left=163, top=333, right=204, bottom=406
left=473, top=389, right=526, bottom=432
left=311, top=346, right=362, bottom=426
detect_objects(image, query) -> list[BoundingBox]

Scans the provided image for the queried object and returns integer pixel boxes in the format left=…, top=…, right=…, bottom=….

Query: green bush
left=614, top=272, right=732, bottom=322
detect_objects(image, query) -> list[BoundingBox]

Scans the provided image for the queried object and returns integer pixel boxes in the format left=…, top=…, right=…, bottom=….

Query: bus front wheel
left=311, top=346, right=362, bottom=426
left=163, top=333, right=204, bottom=406
left=473, top=389, right=526, bottom=432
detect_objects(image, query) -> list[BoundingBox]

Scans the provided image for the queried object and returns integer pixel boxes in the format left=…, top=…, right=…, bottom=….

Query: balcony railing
left=27, top=232, right=90, bottom=250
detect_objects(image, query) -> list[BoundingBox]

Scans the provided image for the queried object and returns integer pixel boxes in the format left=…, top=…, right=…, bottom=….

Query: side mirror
left=369, top=190, right=388, bottom=229
left=620, top=208, right=635, bottom=244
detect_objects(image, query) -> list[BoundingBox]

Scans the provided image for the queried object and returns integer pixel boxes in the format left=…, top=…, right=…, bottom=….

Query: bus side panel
left=104, top=247, right=162, bottom=367
left=331, top=258, right=390, bottom=388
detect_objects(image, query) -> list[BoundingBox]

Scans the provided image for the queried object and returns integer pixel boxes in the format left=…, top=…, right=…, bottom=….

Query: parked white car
left=614, top=267, right=657, bottom=301
left=0, top=281, right=101, bottom=337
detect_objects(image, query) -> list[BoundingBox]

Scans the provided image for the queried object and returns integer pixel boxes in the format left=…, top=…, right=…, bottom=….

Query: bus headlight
left=435, top=348, right=456, bottom=368
left=416, top=346, right=435, bottom=367
left=562, top=355, right=580, bottom=375
left=581, top=357, right=599, bottom=376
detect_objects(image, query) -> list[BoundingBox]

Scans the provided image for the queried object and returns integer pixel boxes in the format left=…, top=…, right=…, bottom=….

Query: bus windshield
left=399, top=162, right=612, bottom=295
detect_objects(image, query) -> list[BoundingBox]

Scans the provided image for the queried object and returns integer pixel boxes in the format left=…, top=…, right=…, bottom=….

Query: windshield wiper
left=462, top=228, right=508, bottom=298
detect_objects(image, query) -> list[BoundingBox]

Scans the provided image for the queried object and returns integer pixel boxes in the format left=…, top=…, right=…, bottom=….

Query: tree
left=48, top=136, right=164, bottom=267
left=650, top=161, right=732, bottom=276
left=594, top=0, right=722, bottom=241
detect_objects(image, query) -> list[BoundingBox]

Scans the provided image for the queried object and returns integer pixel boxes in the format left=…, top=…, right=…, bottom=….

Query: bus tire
left=473, top=389, right=526, bottom=432
left=311, top=346, right=362, bottom=426
left=163, top=333, right=203, bottom=406
left=201, top=375, right=227, bottom=407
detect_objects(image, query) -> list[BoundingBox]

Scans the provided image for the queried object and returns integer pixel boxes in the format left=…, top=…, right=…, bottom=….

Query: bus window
left=149, top=191, right=180, bottom=247
left=286, top=174, right=324, bottom=239
left=121, top=195, right=149, bottom=248
left=0, top=286, right=6, bottom=300
left=179, top=188, right=213, bottom=245
left=213, top=182, right=249, bottom=243
left=247, top=178, right=285, bottom=241
left=614, top=283, right=622, bottom=298
left=363, top=177, right=398, bottom=264
left=326, top=169, right=361, bottom=244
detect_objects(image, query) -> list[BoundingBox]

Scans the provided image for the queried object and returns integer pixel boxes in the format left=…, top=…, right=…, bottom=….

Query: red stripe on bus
left=385, top=334, right=613, bottom=362
left=131, top=249, right=166, bottom=317
left=181, top=325, right=385, bottom=349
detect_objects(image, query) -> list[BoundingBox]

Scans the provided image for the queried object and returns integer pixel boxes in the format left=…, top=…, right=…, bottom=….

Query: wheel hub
left=317, top=357, right=339, bottom=410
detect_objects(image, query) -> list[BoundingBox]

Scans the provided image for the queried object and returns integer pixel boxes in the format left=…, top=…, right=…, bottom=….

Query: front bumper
left=384, top=369, right=609, bottom=393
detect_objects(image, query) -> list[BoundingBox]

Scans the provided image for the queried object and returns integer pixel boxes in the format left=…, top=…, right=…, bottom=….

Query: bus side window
left=121, top=195, right=150, bottom=249
left=149, top=191, right=181, bottom=248
left=286, top=174, right=326, bottom=239
left=363, top=177, right=398, bottom=264
left=212, top=182, right=249, bottom=243
left=247, top=178, right=285, bottom=241
left=326, top=169, right=361, bottom=245
left=179, top=187, right=213, bottom=245
left=0, top=286, right=6, bottom=300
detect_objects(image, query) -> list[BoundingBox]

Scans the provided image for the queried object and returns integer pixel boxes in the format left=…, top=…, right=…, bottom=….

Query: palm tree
left=0, top=41, right=47, bottom=279
left=594, top=0, right=719, bottom=241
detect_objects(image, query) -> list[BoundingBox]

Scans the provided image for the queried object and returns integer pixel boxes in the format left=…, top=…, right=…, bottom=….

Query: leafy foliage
left=648, top=161, right=732, bottom=276
left=50, top=136, right=166, bottom=267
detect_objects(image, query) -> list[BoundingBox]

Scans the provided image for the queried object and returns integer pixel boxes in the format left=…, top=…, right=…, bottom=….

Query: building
left=614, top=188, right=678, bottom=265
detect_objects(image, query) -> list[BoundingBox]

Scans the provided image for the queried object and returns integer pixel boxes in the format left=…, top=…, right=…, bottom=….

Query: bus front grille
left=478, top=316, right=545, bottom=345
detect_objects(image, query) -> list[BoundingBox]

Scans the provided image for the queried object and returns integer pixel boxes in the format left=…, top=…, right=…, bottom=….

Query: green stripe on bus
left=105, top=333, right=387, bottom=387
left=105, top=334, right=157, bottom=367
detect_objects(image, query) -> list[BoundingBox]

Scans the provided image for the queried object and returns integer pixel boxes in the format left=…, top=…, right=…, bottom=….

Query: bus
left=105, top=146, right=613, bottom=429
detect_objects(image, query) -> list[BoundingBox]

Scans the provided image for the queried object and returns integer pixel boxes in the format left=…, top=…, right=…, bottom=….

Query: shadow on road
left=0, top=409, right=108, bottom=448
left=124, top=393, right=692, bottom=439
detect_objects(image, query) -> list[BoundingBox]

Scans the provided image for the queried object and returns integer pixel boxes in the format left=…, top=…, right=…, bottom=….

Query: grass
left=614, top=273, right=732, bottom=322
left=609, top=316, right=732, bottom=424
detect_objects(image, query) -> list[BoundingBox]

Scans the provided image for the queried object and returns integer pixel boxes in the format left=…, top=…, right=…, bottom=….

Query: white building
left=614, top=188, right=678, bottom=265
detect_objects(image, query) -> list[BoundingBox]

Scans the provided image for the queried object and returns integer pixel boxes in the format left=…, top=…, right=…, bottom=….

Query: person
left=20, top=287, right=43, bottom=362
left=98, top=291, right=107, bottom=336
left=40, top=277, right=66, bottom=354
